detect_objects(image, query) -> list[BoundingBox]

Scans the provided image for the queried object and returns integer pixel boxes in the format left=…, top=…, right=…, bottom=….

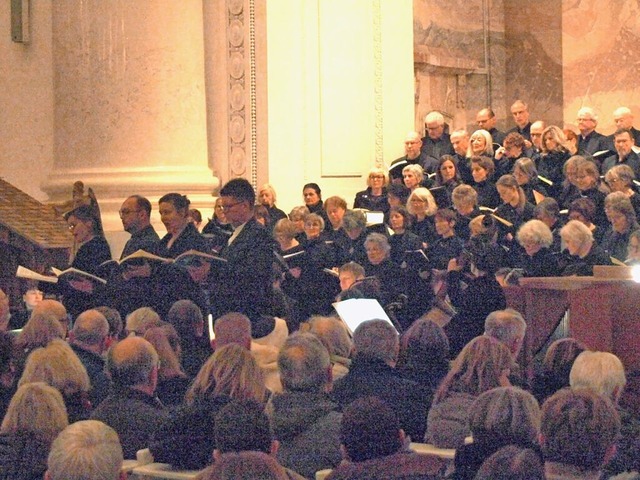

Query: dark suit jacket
left=210, top=218, right=276, bottom=323
left=578, top=130, right=609, bottom=156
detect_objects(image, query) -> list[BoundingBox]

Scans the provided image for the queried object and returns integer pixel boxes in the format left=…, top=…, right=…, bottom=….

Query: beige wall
left=0, top=0, right=54, bottom=201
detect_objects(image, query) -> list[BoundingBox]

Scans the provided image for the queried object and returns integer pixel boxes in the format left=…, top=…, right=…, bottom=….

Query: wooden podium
left=505, top=267, right=640, bottom=377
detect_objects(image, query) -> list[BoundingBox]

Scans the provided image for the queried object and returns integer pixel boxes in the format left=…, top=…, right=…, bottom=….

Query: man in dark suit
left=577, top=106, right=609, bottom=157
left=507, top=99, right=532, bottom=142
left=210, top=178, right=276, bottom=336
left=606, top=106, right=640, bottom=150
left=476, top=107, right=506, bottom=147
left=421, top=111, right=454, bottom=167
left=601, top=128, right=640, bottom=176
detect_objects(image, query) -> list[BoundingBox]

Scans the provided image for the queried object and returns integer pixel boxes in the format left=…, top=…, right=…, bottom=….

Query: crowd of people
left=1, top=101, right=640, bottom=479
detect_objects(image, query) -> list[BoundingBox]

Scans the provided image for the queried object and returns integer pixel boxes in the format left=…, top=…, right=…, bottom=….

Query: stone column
left=43, top=0, right=218, bottom=240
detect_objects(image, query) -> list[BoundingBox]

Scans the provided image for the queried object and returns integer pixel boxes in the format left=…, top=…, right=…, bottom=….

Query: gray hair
left=425, top=111, right=445, bottom=125
left=342, top=209, right=367, bottom=232
left=72, top=310, right=109, bottom=346
left=605, top=191, right=637, bottom=228
left=288, top=205, right=310, bottom=222
left=364, top=233, right=391, bottom=255
left=517, top=219, right=553, bottom=249
left=305, top=316, right=353, bottom=359
left=484, top=309, right=527, bottom=348
left=125, top=307, right=161, bottom=336
left=278, top=332, right=331, bottom=392
left=47, top=420, right=123, bottom=480
left=605, top=164, right=635, bottom=188
left=353, top=319, right=398, bottom=364
left=560, top=219, right=593, bottom=247
left=452, top=184, right=478, bottom=209
left=570, top=351, right=627, bottom=401
left=402, top=164, right=424, bottom=183
left=577, top=106, right=598, bottom=123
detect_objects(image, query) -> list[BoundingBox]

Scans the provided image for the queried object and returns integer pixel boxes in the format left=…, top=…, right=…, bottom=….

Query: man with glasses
left=576, top=106, right=608, bottom=157
left=209, top=178, right=278, bottom=338
left=389, top=131, right=434, bottom=185
left=602, top=128, right=640, bottom=176
left=118, top=195, right=159, bottom=258
left=476, top=107, right=506, bottom=147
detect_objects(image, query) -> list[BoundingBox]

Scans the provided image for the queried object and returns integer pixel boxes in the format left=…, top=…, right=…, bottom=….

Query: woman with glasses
left=601, top=192, right=640, bottom=263
left=406, top=187, right=438, bottom=249
left=353, top=167, right=390, bottom=213
left=604, top=164, right=640, bottom=220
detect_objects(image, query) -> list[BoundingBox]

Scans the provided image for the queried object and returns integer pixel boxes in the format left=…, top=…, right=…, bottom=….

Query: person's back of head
left=125, top=307, right=162, bottom=336
left=469, top=386, right=540, bottom=446
left=106, top=336, right=158, bottom=390
left=398, top=318, right=449, bottom=369
left=484, top=309, right=526, bottom=358
left=352, top=319, right=398, bottom=366
left=202, top=451, right=288, bottom=480
left=167, top=299, right=203, bottom=340
left=214, top=399, right=273, bottom=457
left=46, top=420, right=124, bottom=480
left=277, top=332, right=331, bottom=393
left=71, top=309, right=109, bottom=349
left=94, top=306, right=123, bottom=341
left=213, top=312, right=252, bottom=350
left=303, top=316, right=352, bottom=359
left=541, top=387, right=620, bottom=472
left=569, top=351, right=626, bottom=402
left=18, top=299, right=66, bottom=349
left=474, top=445, right=544, bottom=480
left=340, top=396, right=403, bottom=462
left=0, top=332, right=15, bottom=387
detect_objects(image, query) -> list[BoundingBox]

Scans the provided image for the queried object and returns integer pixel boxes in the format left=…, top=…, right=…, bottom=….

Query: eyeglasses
left=369, top=175, right=385, bottom=180
left=219, top=201, right=243, bottom=211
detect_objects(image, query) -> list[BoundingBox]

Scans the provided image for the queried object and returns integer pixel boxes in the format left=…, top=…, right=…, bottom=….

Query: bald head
left=530, top=121, right=546, bottom=149
left=107, top=337, right=158, bottom=389
left=214, top=312, right=251, bottom=350
left=71, top=310, right=109, bottom=349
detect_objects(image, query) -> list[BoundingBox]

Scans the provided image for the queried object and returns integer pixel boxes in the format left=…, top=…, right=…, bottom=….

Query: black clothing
left=0, top=432, right=50, bottom=480
left=538, top=149, right=571, bottom=199
left=421, top=133, right=454, bottom=166
left=91, top=386, right=169, bottom=459
left=150, top=396, right=231, bottom=470
left=201, top=219, right=233, bottom=253
left=332, top=355, right=430, bottom=441
left=389, top=231, right=423, bottom=266
left=364, top=259, right=407, bottom=306
left=389, top=153, right=437, bottom=183
left=8, top=310, right=30, bottom=330
left=180, top=334, right=212, bottom=379
left=444, top=272, right=506, bottom=356
left=579, top=187, right=608, bottom=228
left=333, top=229, right=369, bottom=267
left=307, top=201, right=332, bottom=233
left=70, top=343, right=110, bottom=407
left=155, top=375, right=191, bottom=407
left=507, top=122, right=532, bottom=141
left=266, top=205, right=288, bottom=229
left=558, top=183, right=582, bottom=210
left=121, top=224, right=160, bottom=258
left=493, top=202, right=536, bottom=237
left=602, top=226, right=640, bottom=263
left=602, top=150, right=640, bottom=176
left=427, top=236, right=464, bottom=270
left=487, top=127, right=506, bottom=147
left=454, top=208, right=482, bottom=242
left=353, top=187, right=389, bottom=213
left=452, top=439, right=542, bottom=480
left=154, top=223, right=209, bottom=258
left=473, top=180, right=500, bottom=209
left=408, top=216, right=437, bottom=248
left=517, top=247, right=561, bottom=277
left=606, top=126, right=640, bottom=150
left=521, top=180, right=549, bottom=205
left=578, top=130, right=609, bottom=157
left=561, top=244, right=613, bottom=276
left=210, top=219, right=277, bottom=331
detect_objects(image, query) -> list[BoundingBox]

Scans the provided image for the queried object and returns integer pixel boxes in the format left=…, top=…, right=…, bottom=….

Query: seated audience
left=68, top=309, right=111, bottom=407
left=200, top=451, right=290, bottom=480
left=0, top=382, right=68, bottom=480
left=474, top=445, right=545, bottom=480
left=19, top=338, right=92, bottom=422
left=327, top=397, right=443, bottom=480
left=540, top=388, right=620, bottom=480
left=301, top=316, right=352, bottom=381
left=150, top=343, right=266, bottom=470
left=396, top=318, right=449, bottom=397
left=94, top=306, right=124, bottom=341
left=483, top=309, right=527, bottom=386
left=91, top=337, right=169, bottom=459
left=0, top=332, right=16, bottom=422
left=124, top=306, right=162, bottom=336
left=425, top=336, right=512, bottom=448
left=166, top=299, right=211, bottom=378
left=569, top=351, right=640, bottom=477
left=332, top=319, right=430, bottom=441
left=143, top=325, right=190, bottom=407
left=269, top=332, right=343, bottom=479
left=530, top=338, right=587, bottom=404
left=46, top=420, right=124, bottom=480
left=451, top=386, right=542, bottom=480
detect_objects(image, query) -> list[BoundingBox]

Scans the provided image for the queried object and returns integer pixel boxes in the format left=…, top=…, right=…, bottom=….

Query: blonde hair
left=407, top=187, right=438, bottom=217
left=185, top=344, right=265, bottom=406
left=434, top=336, right=513, bottom=403
left=16, top=301, right=66, bottom=351
left=144, top=325, right=186, bottom=381
left=1, top=382, right=68, bottom=443
left=19, top=339, right=90, bottom=396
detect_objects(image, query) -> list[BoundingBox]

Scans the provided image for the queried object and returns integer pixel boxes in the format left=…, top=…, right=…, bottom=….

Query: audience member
left=199, top=451, right=289, bottom=480
left=425, top=336, right=512, bottom=448
left=0, top=382, right=68, bottom=480
left=484, top=308, right=527, bottom=385
left=166, top=299, right=211, bottom=378
left=269, top=332, right=342, bottom=478
left=46, top=420, right=124, bottom=480
left=327, top=397, right=443, bottom=480
left=530, top=337, right=587, bottom=403
left=19, top=338, right=92, bottom=422
left=69, top=309, right=111, bottom=407
left=0, top=332, right=16, bottom=421
left=91, top=336, right=169, bottom=459
left=474, top=445, right=545, bottom=480
left=302, top=316, right=352, bottom=381
left=541, top=388, right=620, bottom=480
left=150, top=343, right=266, bottom=469
left=124, top=306, right=163, bottom=336
left=332, top=319, right=429, bottom=441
